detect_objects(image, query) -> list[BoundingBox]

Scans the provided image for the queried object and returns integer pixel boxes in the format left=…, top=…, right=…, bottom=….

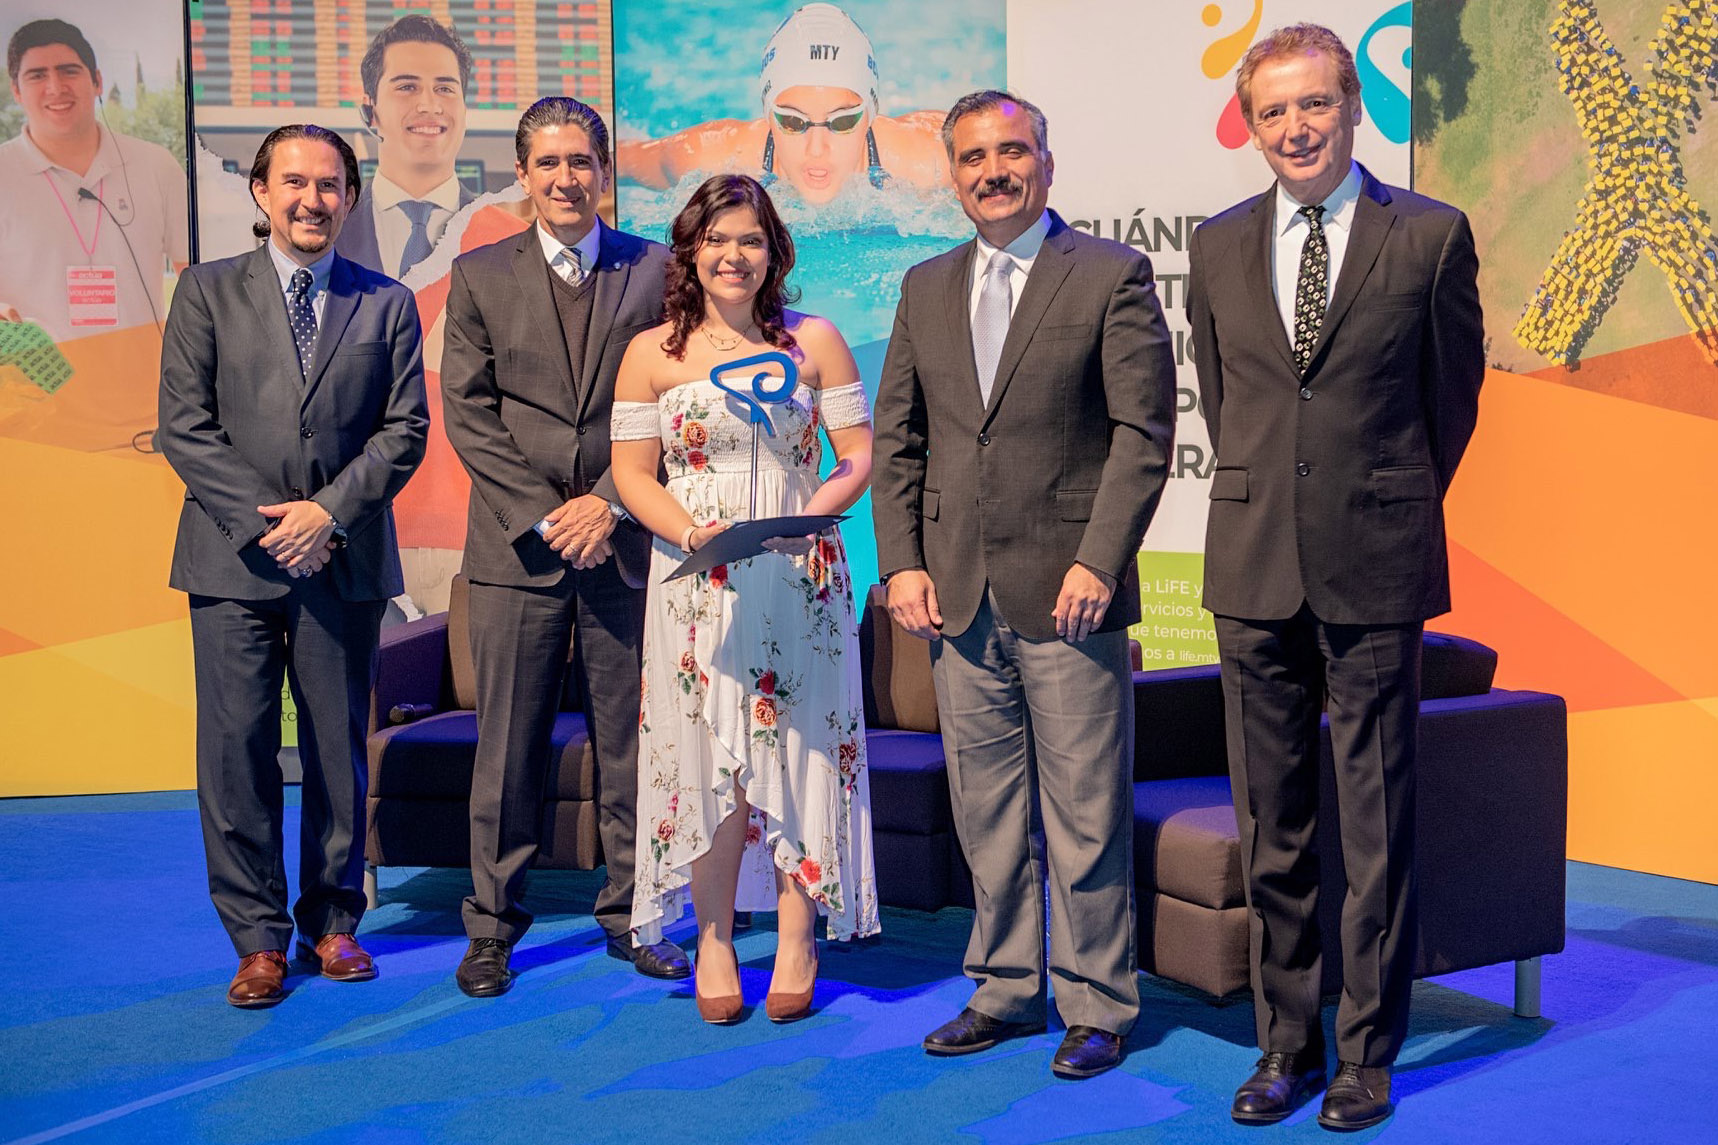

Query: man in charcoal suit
left=159, top=124, right=428, bottom=1007
left=439, top=96, right=686, bottom=996
left=1187, top=24, right=1485, bottom=1130
left=872, top=89, right=1176, bottom=1079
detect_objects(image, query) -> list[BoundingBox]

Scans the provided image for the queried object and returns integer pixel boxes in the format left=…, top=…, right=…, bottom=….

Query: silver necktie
left=972, top=250, right=1014, bottom=405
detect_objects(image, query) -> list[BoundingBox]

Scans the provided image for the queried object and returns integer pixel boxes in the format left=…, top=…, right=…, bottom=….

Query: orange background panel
left=1440, top=544, right=1681, bottom=711
left=1446, top=368, right=1718, bottom=701
left=1566, top=702, right=1718, bottom=885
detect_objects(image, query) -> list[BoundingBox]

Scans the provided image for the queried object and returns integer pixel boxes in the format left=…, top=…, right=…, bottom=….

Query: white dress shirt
left=969, top=209, right=1052, bottom=322
left=1270, top=161, right=1362, bottom=341
left=369, top=171, right=463, bottom=279
left=533, top=214, right=603, bottom=285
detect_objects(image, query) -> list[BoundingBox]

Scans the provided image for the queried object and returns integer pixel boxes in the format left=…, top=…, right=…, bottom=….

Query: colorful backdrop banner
left=0, top=0, right=191, bottom=796
left=1416, top=0, right=1718, bottom=883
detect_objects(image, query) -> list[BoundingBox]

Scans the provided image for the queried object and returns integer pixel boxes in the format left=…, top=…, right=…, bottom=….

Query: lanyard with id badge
left=45, top=171, right=118, bottom=328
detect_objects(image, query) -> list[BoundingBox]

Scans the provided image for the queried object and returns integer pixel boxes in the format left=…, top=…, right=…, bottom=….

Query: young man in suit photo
left=439, top=96, right=684, bottom=996
left=1186, top=24, right=1485, bottom=1130
left=336, top=14, right=474, bottom=280
left=158, top=124, right=429, bottom=1007
left=872, top=89, right=1177, bottom=1079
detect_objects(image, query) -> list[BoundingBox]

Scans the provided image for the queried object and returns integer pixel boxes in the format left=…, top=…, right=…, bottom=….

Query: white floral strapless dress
left=612, top=376, right=879, bottom=943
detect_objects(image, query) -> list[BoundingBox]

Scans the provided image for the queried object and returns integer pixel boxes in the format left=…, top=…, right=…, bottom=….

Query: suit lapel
left=241, top=245, right=308, bottom=385
left=578, top=224, right=631, bottom=422
left=303, top=255, right=359, bottom=402
left=510, top=227, right=578, bottom=398
left=944, top=240, right=982, bottom=410
left=1244, top=193, right=1298, bottom=374
left=982, top=216, right=1075, bottom=425
left=1307, top=170, right=1395, bottom=369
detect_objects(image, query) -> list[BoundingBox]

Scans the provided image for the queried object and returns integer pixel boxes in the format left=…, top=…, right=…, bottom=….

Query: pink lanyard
left=44, top=172, right=103, bottom=259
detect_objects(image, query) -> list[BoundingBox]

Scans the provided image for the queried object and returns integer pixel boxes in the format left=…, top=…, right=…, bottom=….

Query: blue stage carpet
left=1, top=792, right=1711, bottom=1143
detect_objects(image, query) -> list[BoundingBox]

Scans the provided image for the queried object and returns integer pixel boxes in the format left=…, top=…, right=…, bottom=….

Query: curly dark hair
left=661, top=175, right=800, bottom=360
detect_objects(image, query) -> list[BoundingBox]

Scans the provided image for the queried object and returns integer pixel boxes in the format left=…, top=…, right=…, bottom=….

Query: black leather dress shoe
left=923, top=1007, right=1048, bottom=1056
left=606, top=936, right=692, bottom=980
left=1318, top=1062, right=1392, bottom=1131
left=1051, top=1026, right=1124, bottom=1079
left=1232, top=1049, right=1327, bottom=1124
left=456, top=937, right=514, bottom=998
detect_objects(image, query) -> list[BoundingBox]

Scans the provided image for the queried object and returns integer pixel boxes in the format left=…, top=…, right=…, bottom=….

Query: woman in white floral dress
left=610, top=175, right=878, bottom=1025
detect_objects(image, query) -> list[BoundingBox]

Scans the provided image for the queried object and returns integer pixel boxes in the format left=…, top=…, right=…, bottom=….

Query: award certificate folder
left=665, top=514, right=848, bottom=581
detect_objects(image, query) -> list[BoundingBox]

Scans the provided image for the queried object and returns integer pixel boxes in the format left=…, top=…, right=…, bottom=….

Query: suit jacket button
left=291, top=486, right=305, bottom=499
left=1295, top=462, right=1310, bottom=476
left=1299, top=387, right=1313, bottom=400
left=577, top=425, right=588, bottom=435
left=977, top=432, right=990, bottom=446
left=300, top=425, right=314, bottom=437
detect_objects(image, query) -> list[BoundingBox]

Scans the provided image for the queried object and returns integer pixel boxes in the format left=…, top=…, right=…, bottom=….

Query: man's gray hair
left=940, top=89, right=1050, bottom=160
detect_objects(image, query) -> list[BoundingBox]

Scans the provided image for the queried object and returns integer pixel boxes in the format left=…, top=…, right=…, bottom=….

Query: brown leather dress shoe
left=227, top=950, right=288, bottom=1008
left=297, top=933, right=376, bottom=981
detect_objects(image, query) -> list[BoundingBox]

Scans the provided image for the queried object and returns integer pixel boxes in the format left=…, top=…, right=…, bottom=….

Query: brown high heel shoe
left=764, top=951, right=819, bottom=1023
left=694, top=943, right=745, bottom=1025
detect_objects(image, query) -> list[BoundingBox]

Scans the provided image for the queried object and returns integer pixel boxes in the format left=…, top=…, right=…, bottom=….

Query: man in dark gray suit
left=1187, top=24, right=1484, bottom=1130
left=440, top=96, right=685, bottom=996
left=335, top=14, right=475, bottom=279
left=872, top=90, right=1176, bottom=1079
left=160, top=124, right=428, bottom=1008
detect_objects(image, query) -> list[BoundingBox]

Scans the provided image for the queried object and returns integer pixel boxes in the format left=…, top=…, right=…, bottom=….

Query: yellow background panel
left=1567, top=701, right=1718, bottom=884
left=0, top=438, right=186, bottom=648
left=0, top=620, right=195, bottom=796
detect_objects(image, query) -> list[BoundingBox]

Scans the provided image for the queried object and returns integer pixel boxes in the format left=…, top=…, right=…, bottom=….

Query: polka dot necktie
left=972, top=250, right=1014, bottom=405
left=1291, top=205, right=1329, bottom=374
left=288, top=267, right=317, bottom=378
left=397, top=200, right=437, bottom=277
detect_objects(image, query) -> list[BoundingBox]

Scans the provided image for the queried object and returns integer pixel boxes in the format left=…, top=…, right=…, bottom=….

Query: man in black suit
left=159, top=124, right=428, bottom=1007
left=1186, top=24, right=1484, bottom=1130
left=336, top=14, right=475, bottom=279
left=440, top=96, right=685, bottom=996
left=872, top=90, right=1176, bottom=1079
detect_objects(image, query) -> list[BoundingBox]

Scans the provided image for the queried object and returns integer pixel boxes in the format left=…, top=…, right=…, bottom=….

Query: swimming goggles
left=771, top=106, right=866, bottom=135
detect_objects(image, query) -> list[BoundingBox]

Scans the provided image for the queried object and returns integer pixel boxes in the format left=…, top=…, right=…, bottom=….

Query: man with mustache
left=439, top=96, right=686, bottom=995
left=158, top=124, right=428, bottom=1007
left=872, top=90, right=1176, bottom=1078
left=336, top=14, right=473, bottom=280
left=1187, top=24, right=1484, bottom=1129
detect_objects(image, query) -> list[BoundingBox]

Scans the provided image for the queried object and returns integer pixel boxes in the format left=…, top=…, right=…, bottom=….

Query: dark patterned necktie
left=288, top=267, right=317, bottom=377
left=1292, top=204, right=1328, bottom=373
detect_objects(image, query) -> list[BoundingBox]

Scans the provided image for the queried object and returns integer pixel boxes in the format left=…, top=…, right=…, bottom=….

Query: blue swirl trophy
left=665, top=351, right=845, bottom=581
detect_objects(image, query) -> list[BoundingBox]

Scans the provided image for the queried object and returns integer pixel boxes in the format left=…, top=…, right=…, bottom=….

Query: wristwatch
left=608, top=500, right=629, bottom=523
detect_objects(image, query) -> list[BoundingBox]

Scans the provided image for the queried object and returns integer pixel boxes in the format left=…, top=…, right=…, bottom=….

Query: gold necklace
left=700, top=323, right=752, bottom=351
